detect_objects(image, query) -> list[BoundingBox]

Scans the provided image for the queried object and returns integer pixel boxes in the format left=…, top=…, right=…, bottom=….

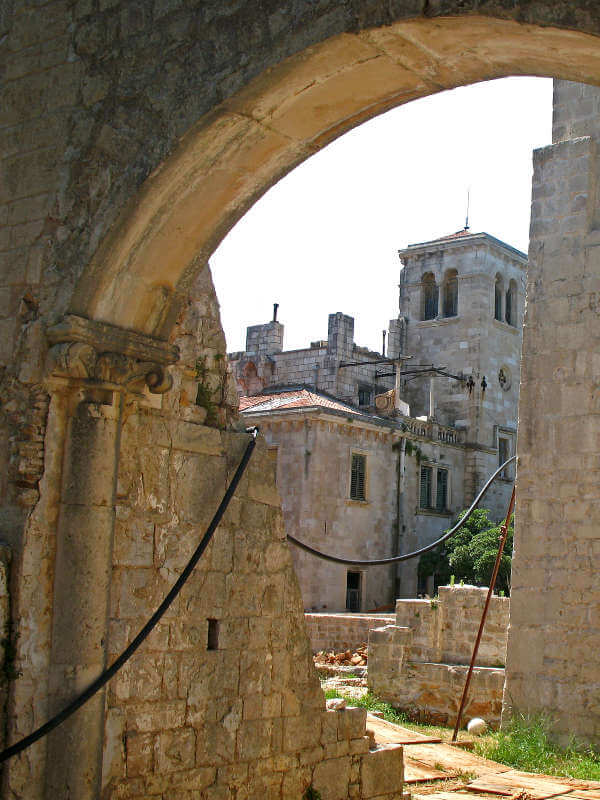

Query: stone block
left=283, top=714, right=321, bottom=753
left=312, top=755, right=351, bottom=800
left=360, top=745, right=403, bottom=798
left=337, top=707, right=366, bottom=741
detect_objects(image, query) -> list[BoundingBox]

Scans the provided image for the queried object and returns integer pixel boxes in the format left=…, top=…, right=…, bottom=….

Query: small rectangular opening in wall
left=346, top=571, right=362, bottom=612
left=207, top=618, right=219, bottom=650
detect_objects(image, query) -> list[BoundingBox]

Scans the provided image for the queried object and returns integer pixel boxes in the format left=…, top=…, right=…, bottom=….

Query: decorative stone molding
left=46, top=314, right=179, bottom=393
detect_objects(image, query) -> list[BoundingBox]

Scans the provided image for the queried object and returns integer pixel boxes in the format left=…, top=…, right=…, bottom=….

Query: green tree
left=417, top=508, right=513, bottom=595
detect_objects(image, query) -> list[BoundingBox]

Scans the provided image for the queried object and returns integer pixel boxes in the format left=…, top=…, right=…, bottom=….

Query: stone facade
left=230, top=312, right=395, bottom=409
left=3, top=2, right=600, bottom=793
left=237, top=230, right=523, bottom=606
left=369, top=586, right=508, bottom=726
left=241, top=390, right=467, bottom=609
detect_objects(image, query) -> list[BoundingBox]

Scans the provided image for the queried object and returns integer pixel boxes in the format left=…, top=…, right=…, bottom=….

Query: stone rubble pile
left=315, top=643, right=368, bottom=666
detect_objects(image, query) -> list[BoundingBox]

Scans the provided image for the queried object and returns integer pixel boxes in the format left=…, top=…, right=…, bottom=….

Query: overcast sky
left=211, top=77, right=553, bottom=354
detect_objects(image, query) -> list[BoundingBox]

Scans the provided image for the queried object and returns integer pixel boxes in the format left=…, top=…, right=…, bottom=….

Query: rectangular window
left=350, top=453, right=366, bottom=501
left=358, top=386, right=372, bottom=407
left=498, top=437, right=509, bottom=478
left=420, top=465, right=433, bottom=509
left=436, top=468, right=448, bottom=512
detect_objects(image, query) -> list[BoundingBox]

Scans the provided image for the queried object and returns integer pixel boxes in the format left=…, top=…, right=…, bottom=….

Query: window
left=422, top=273, right=438, bottom=320
left=420, top=463, right=451, bottom=512
left=350, top=453, right=366, bottom=501
left=420, top=465, right=433, bottom=508
left=494, top=275, right=503, bottom=321
left=442, top=269, right=458, bottom=317
left=436, top=468, right=448, bottom=512
left=498, top=437, right=509, bottom=478
left=358, top=386, right=372, bottom=407
left=506, top=280, right=517, bottom=327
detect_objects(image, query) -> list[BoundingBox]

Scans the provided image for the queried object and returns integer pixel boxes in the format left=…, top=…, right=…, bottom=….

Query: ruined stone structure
left=230, top=312, right=397, bottom=409
left=235, top=230, right=523, bottom=606
left=369, top=586, right=508, bottom=726
left=305, top=613, right=396, bottom=654
left=3, top=2, right=600, bottom=795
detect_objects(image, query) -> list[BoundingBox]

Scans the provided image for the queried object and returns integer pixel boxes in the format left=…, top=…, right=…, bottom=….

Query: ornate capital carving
left=47, top=315, right=179, bottom=394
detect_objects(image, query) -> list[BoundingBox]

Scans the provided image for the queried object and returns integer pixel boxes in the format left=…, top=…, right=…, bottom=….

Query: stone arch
left=495, top=273, right=505, bottom=321
left=506, top=278, right=518, bottom=326
left=442, top=268, right=459, bottom=318
left=66, top=16, right=600, bottom=338
left=6, top=5, right=600, bottom=796
left=421, top=271, right=439, bottom=320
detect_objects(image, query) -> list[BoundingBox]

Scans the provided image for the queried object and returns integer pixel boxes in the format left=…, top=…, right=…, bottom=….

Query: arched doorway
left=5, top=7, right=600, bottom=796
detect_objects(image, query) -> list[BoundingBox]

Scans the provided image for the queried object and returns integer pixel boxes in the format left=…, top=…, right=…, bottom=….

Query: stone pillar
left=42, top=315, right=177, bottom=797
left=504, top=80, right=600, bottom=746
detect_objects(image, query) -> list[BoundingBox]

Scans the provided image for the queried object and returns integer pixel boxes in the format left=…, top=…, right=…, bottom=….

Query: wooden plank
left=402, top=738, right=445, bottom=746
left=365, top=715, right=442, bottom=743
left=413, top=793, right=498, bottom=800
left=467, top=770, right=576, bottom=799
left=401, top=743, right=510, bottom=778
left=404, top=758, right=452, bottom=783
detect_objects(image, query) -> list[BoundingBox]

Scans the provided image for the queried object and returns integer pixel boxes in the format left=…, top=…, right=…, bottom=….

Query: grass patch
left=475, top=714, right=600, bottom=781
left=324, top=690, right=408, bottom=725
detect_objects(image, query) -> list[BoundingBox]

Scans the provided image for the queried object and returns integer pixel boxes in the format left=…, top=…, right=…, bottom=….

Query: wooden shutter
left=420, top=466, right=432, bottom=508
left=436, top=469, right=448, bottom=512
left=350, top=454, right=366, bottom=501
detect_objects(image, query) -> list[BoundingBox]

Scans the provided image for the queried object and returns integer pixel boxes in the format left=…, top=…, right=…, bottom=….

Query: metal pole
left=451, top=485, right=516, bottom=742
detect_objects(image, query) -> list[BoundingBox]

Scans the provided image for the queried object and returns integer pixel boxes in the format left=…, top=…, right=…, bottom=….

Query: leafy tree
left=417, top=508, right=513, bottom=595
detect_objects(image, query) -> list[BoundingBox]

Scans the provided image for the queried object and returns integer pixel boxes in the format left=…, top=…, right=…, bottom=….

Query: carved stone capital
left=47, top=314, right=179, bottom=394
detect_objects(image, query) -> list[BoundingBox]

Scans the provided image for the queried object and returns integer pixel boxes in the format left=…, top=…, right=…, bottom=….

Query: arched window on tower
left=422, top=272, right=438, bottom=321
left=442, top=269, right=458, bottom=317
left=494, top=275, right=504, bottom=321
left=505, top=279, right=517, bottom=327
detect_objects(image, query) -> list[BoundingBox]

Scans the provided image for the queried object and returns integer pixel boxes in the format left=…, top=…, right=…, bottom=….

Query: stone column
left=504, top=81, right=600, bottom=746
left=42, top=315, right=177, bottom=797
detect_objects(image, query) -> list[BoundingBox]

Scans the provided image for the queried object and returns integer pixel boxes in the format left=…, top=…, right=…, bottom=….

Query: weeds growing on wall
left=323, top=689, right=408, bottom=725
left=475, top=714, right=600, bottom=780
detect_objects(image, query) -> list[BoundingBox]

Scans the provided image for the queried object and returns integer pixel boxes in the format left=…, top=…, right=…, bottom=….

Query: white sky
left=211, top=77, right=554, bottom=354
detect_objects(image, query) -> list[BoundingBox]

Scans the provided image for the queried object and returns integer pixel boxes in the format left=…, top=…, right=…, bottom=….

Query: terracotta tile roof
left=239, top=389, right=362, bottom=415
left=410, top=228, right=474, bottom=246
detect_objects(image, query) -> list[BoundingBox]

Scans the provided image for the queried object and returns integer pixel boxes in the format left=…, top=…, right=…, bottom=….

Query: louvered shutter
left=350, top=454, right=366, bottom=501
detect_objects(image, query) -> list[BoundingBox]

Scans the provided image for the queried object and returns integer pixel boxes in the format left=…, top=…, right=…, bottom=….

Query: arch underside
left=69, top=15, right=600, bottom=339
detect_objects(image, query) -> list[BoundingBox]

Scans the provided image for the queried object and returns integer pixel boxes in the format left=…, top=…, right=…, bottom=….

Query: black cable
left=287, top=455, right=517, bottom=566
left=0, top=427, right=259, bottom=765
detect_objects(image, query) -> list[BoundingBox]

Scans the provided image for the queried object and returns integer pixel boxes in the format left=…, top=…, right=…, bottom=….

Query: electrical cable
left=0, top=427, right=259, bottom=765
left=287, top=455, right=516, bottom=566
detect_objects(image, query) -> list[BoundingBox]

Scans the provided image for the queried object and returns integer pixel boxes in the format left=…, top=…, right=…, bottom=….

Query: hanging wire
left=287, top=456, right=516, bottom=566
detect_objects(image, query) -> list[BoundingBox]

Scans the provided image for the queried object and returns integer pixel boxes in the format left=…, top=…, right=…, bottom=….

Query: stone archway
left=3, top=4, right=600, bottom=797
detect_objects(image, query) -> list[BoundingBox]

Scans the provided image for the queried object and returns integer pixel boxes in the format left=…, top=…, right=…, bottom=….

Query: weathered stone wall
left=395, top=586, right=509, bottom=668
left=369, top=586, right=508, bottom=726
left=248, top=411, right=401, bottom=612
left=305, top=613, right=395, bottom=653
left=229, top=311, right=394, bottom=407
left=398, top=234, right=523, bottom=519
left=4, top=1, right=600, bottom=791
left=504, top=79, right=600, bottom=746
